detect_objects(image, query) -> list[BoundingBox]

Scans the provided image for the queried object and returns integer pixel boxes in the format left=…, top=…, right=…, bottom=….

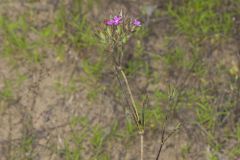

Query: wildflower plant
left=98, top=11, right=145, bottom=159
left=101, top=13, right=143, bottom=129
left=98, top=11, right=178, bottom=160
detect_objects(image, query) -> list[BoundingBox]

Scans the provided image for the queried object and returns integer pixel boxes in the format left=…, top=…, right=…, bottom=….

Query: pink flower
left=112, top=16, right=122, bottom=25
left=104, top=19, right=114, bottom=26
left=133, top=19, right=141, bottom=26
left=104, top=15, right=122, bottom=26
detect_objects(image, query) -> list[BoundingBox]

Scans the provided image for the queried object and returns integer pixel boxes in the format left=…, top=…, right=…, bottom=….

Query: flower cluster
left=104, top=15, right=141, bottom=27
left=98, top=13, right=143, bottom=47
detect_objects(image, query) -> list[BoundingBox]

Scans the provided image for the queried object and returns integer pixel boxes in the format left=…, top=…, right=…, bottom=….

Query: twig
left=156, top=118, right=180, bottom=160
left=156, top=116, right=167, bottom=160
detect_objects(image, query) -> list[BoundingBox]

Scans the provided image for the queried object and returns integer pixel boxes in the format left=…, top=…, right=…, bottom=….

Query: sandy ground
left=0, top=0, right=239, bottom=160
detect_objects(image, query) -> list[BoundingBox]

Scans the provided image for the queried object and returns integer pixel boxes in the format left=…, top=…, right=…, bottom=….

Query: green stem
left=119, top=68, right=140, bottom=125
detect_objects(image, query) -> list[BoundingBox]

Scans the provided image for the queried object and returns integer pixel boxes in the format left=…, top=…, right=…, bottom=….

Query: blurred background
left=0, top=0, right=240, bottom=159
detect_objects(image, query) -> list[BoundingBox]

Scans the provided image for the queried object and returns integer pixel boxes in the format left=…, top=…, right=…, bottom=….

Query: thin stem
left=112, top=39, right=145, bottom=159
left=140, top=132, right=144, bottom=160
left=115, top=67, right=138, bottom=126
left=155, top=119, right=166, bottom=160
left=119, top=68, right=140, bottom=124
